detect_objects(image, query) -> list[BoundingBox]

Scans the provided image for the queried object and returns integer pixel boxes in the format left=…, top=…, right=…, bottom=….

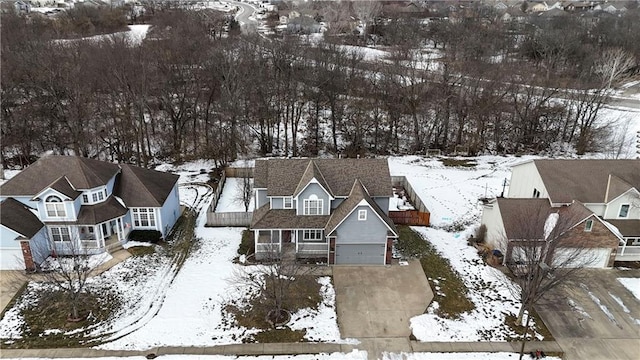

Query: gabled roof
left=525, top=159, right=640, bottom=204
left=325, top=179, right=397, bottom=236
left=496, top=198, right=594, bottom=240
left=251, top=204, right=330, bottom=229
left=293, top=160, right=333, bottom=197
left=33, top=176, right=81, bottom=200
left=0, top=155, right=120, bottom=196
left=114, top=164, right=179, bottom=207
left=76, top=196, right=129, bottom=225
left=0, top=198, right=44, bottom=239
left=255, top=158, right=392, bottom=197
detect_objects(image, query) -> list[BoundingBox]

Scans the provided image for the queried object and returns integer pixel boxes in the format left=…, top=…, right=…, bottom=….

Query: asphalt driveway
left=535, top=268, right=640, bottom=360
left=332, top=260, right=433, bottom=339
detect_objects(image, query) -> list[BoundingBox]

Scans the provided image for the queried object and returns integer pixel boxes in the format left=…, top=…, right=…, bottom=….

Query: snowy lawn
left=215, top=177, right=255, bottom=212
left=388, top=156, right=544, bottom=341
left=617, top=278, right=640, bottom=301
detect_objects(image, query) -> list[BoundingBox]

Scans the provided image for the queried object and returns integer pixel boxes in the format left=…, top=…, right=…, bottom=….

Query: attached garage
left=335, top=243, right=386, bottom=265
left=552, top=248, right=612, bottom=268
left=0, top=248, right=25, bottom=270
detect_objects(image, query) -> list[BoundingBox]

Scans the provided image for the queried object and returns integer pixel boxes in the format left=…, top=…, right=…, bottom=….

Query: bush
left=238, top=230, right=255, bottom=256
left=475, top=225, right=487, bottom=244
left=129, top=230, right=162, bottom=243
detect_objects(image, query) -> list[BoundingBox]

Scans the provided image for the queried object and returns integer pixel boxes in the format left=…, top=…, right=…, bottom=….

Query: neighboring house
left=1, top=0, right=30, bottom=14
left=501, top=7, right=526, bottom=22
left=286, top=15, right=321, bottom=33
left=251, top=159, right=398, bottom=265
left=482, top=198, right=619, bottom=268
left=0, top=155, right=181, bottom=271
left=482, top=159, right=640, bottom=268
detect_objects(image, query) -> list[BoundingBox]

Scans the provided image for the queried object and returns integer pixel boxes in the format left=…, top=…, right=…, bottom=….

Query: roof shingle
left=0, top=198, right=44, bottom=239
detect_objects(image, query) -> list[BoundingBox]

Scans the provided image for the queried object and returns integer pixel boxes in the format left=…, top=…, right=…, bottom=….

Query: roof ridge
left=121, top=164, right=161, bottom=207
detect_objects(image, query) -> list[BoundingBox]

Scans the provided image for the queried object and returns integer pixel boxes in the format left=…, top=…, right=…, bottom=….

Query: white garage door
left=335, top=244, right=386, bottom=265
left=0, top=248, right=25, bottom=270
left=553, top=248, right=611, bottom=268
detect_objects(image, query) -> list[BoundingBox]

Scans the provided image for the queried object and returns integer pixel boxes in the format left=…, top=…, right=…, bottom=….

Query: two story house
left=0, top=155, right=181, bottom=271
left=481, top=159, right=640, bottom=268
left=251, top=158, right=398, bottom=265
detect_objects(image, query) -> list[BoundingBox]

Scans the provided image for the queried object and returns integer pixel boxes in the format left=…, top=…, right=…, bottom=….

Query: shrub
left=238, top=230, right=255, bottom=256
left=475, top=225, right=487, bottom=244
left=129, top=230, right=162, bottom=243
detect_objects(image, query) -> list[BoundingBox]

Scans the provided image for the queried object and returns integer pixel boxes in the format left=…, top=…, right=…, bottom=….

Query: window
left=532, top=188, right=541, bottom=198
left=303, top=230, right=323, bottom=241
left=92, top=190, right=105, bottom=203
left=45, top=196, right=66, bottom=217
left=619, top=204, right=630, bottom=218
left=51, top=227, right=71, bottom=242
left=584, top=219, right=593, bottom=232
left=283, top=197, right=293, bottom=209
left=103, top=189, right=108, bottom=198
left=303, top=196, right=323, bottom=215
left=358, top=209, right=367, bottom=221
left=92, top=193, right=98, bottom=202
left=132, top=208, right=156, bottom=227
left=82, top=194, right=89, bottom=203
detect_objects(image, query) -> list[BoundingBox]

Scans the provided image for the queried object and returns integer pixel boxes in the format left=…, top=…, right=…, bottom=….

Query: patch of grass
left=3, top=288, right=120, bottom=348
left=225, top=275, right=322, bottom=342
left=126, top=245, right=155, bottom=257
left=504, top=312, right=555, bottom=342
left=396, top=226, right=430, bottom=258
left=439, top=158, right=477, bottom=168
left=252, top=328, right=306, bottom=343
left=397, top=226, right=475, bottom=319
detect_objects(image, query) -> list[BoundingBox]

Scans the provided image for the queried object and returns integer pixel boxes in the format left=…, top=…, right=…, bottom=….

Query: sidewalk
left=0, top=341, right=564, bottom=359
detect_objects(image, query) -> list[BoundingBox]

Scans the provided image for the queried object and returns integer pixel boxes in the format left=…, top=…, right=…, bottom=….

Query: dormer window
left=45, top=196, right=66, bottom=217
left=358, top=209, right=367, bottom=221
left=92, top=191, right=105, bottom=202
left=304, top=194, right=323, bottom=215
left=82, top=194, right=89, bottom=203
left=618, top=204, right=630, bottom=218
left=284, top=197, right=293, bottom=209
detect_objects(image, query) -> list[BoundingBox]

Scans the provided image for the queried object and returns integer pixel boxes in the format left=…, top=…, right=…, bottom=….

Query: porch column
left=620, top=240, right=627, bottom=256
left=97, top=224, right=104, bottom=248
left=116, top=218, right=123, bottom=241
left=254, top=230, right=259, bottom=254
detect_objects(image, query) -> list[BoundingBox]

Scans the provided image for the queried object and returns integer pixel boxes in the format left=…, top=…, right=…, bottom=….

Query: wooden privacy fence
left=207, top=212, right=252, bottom=227
left=208, top=170, right=227, bottom=213
left=224, top=167, right=254, bottom=178
left=390, top=175, right=431, bottom=226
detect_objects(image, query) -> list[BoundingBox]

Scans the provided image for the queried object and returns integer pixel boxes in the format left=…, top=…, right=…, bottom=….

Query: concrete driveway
left=0, top=270, right=27, bottom=312
left=332, top=260, right=433, bottom=339
left=535, top=269, right=640, bottom=360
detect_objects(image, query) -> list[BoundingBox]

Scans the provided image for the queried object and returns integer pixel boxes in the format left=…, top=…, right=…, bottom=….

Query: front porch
left=52, top=217, right=130, bottom=255
left=254, top=229, right=329, bottom=261
left=616, top=244, right=640, bottom=262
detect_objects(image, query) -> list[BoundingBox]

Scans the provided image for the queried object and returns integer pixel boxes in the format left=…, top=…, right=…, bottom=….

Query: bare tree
left=594, top=48, right=637, bottom=89
left=232, top=245, right=317, bottom=326
left=352, top=0, right=382, bottom=37
left=496, top=201, right=601, bottom=360
left=234, top=162, right=253, bottom=212
left=33, top=231, right=106, bottom=321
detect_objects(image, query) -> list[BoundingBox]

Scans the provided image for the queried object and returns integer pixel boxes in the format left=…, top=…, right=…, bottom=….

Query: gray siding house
left=0, top=155, right=181, bottom=271
left=251, top=159, right=398, bottom=265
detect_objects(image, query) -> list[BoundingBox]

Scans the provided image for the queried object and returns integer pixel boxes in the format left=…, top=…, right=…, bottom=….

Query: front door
left=101, top=223, right=109, bottom=239
left=283, top=230, right=292, bottom=243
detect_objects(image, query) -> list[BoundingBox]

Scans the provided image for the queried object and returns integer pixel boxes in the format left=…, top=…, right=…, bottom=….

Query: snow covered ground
left=618, top=278, right=640, bottom=301
left=215, top=177, right=255, bottom=212
left=409, top=226, right=531, bottom=342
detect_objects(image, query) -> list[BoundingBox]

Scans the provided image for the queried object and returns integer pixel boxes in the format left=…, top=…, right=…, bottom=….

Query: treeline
left=2, top=6, right=639, bottom=168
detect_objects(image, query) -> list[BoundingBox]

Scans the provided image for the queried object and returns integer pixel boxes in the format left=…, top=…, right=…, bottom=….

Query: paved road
left=535, top=269, right=640, bottom=360
left=226, top=0, right=258, bottom=32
